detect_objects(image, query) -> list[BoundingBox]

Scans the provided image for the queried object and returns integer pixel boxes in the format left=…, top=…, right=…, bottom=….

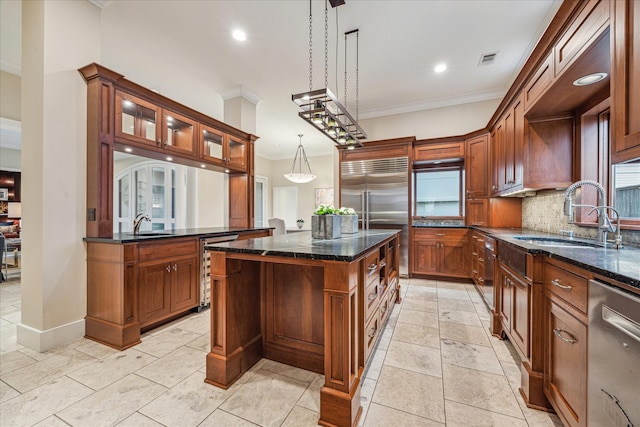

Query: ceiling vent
left=478, top=52, right=498, bottom=66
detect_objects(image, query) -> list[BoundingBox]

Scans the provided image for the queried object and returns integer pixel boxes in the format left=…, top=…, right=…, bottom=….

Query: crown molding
left=218, top=85, right=262, bottom=105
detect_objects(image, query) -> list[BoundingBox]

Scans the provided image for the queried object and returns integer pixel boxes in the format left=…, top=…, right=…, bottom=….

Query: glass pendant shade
left=284, top=134, right=316, bottom=183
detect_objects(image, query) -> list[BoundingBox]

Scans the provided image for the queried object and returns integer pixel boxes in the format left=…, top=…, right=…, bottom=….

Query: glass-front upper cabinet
left=200, top=124, right=247, bottom=171
left=227, top=135, right=247, bottom=170
left=115, top=90, right=160, bottom=146
left=161, top=110, right=196, bottom=156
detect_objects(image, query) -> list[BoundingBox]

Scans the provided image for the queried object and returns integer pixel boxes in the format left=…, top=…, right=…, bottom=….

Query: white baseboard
left=16, top=319, right=85, bottom=352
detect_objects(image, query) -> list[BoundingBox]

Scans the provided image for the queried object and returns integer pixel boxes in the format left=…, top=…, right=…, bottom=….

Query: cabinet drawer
left=545, top=260, right=589, bottom=314
left=363, top=311, right=381, bottom=363
left=139, top=238, right=198, bottom=263
left=414, top=141, right=464, bottom=162
left=364, top=250, right=380, bottom=284
left=414, top=228, right=467, bottom=241
left=379, top=294, right=391, bottom=326
left=363, top=277, right=380, bottom=323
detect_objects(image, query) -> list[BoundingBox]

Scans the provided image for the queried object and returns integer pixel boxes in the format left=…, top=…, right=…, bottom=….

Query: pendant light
left=284, top=134, right=316, bottom=183
left=291, top=0, right=366, bottom=149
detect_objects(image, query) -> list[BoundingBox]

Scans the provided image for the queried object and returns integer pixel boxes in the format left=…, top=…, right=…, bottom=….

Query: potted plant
left=311, top=204, right=342, bottom=239
left=338, top=207, right=358, bottom=234
left=296, top=218, right=305, bottom=229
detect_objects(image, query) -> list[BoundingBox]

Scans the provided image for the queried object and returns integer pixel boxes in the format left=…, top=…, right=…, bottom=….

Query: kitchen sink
left=513, top=236, right=600, bottom=248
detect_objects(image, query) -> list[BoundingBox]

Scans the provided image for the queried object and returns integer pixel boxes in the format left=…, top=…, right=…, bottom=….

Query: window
left=413, top=164, right=464, bottom=218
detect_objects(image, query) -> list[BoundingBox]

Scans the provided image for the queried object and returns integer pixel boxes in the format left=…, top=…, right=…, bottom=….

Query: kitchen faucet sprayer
left=563, top=180, right=622, bottom=249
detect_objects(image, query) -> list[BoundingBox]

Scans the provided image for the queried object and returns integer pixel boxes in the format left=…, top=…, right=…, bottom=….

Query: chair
left=268, top=218, right=286, bottom=236
left=0, top=233, right=5, bottom=282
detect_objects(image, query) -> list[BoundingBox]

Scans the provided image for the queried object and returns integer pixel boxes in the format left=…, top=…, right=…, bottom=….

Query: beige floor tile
left=392, top=321, right=440, bottom=349
left=436, top=280, right=468, bottom=290
left=2, top=348, right=97, bottom=393
left=441, top=339, right=503, bottom=375
left=439, top=322, right=491, bottom=347
left=437, top=288, right=471, bottom=301
left=16, top=346, right=55, bottom=362
left=445, top=399, right=529, bottom=426
left=372, top=365, right=445, bottom=423
left=0, top=379, right=19, bottom=403
left=135, top=346, right=207, bottom=388
left=490, top=336, right=521, bottom=363
left=385, top=340, right=442, bottom=378
left=32, top=415, right=73, bottom=427
left=297, top=374, right=324, bottom=412
left=0, top=310, right=20, bottom=323
left=139, top=371, right=232, bottom=426
left=0, top=349, right=37, bottom=376
left=517, top=397, right=564, bottom=427
left=357, top=377, right=377, bottom=427
left=405, top=286, right=438, bottom=301
left=398, top=308, right=439, bottom=327
left=500, top=360, right=522, bottom=392
left=220, top=370, right=308, bottom=427
left=0, top=304, right=20, bottom=317
left=438, top=308, right=482, bottom=327
left=185, top=333, right=210, bottom=352
left=437, top=297, right=476, bottom=312
left=260, top=359, right=317, bottom=383
left=74, top=339, right=120, bottom=359
left=442, top=364, right=523, bottom=419
left=200, top=409, right=259, bottom=426
left=116, top=412, right=164, bottom=426
left=281, top=405, right=320, bottom=427
left=68, top=348, right=157, bottom=391
left=402, top=297, right=439, bottom=313
left=363, top=402, right=444, bottom=426
left=0, top=318, right=8, bottom=327
left=175, top=311, right=210, bottom=335
left=363, top=347, right=386, bottom=380
left=0, top=323, right=19, bottom=354
left=409, top=278, right=437, bottom=287
left=56, top=374, right=166, bottom=426
left=133, top=327, right=201, bottom=358
left=0, top=376, right=93, bottom=426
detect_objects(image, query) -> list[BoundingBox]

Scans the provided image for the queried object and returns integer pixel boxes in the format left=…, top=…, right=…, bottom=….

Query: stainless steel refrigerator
left=340, top=157, right=409, bottom=276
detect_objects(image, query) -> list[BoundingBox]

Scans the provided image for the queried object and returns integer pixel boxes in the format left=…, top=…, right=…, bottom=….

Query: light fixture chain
left=324, top=0, right=328, bottom=89
left=308, top=0, right=313, bottom=92
left=344, top=32, right=348, bottom=112
left=356, top=30, right=359, bottom=120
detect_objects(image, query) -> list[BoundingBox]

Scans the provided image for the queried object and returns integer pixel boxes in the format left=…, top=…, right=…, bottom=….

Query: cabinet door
left=115, top=91, right=161, bottom=147
left=491, top=120, right=505, bottom=194
left=466, top=199, right=488, bottom=226
left=412, top=240, right=439, bottom=275
left=170, top=256, right=199, bottom=312
left=547, top=300, right=587, bottom=427
left=201, top=124, right=226, bottom=165
left=161, top=110, right=196, bottom=156
left=499, top=267, right=512, bottom=332
left=440, top=240, right=468, bottom=278
left=465, top=135, right=488, bottom=198
left=139, top=262, right=171, bottom=324
left=510, top=272, right=530, bottom=358
left=611, top=0, right=640, bottom=162
left=227, top=136, right=247, bottom=171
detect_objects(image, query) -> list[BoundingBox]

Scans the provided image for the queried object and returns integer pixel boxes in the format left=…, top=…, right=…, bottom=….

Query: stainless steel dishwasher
left=199, top=234, right=238, bottom=311
left=588, top=279, right=640, bottom=427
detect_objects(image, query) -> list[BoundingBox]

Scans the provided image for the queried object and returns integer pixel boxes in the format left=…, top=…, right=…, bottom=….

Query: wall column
left=18, top=0, right=101, bottom=351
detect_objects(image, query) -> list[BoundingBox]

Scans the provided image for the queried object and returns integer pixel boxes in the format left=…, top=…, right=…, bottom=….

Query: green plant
left=296, top=218, right=304, bottom=223
left=314, top=204, right=337, bottom=215
left=337, top=207, right=356, bottom=215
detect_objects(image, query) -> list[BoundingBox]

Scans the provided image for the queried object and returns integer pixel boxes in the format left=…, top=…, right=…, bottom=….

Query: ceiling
left=0, top=0, right=562, bottom=160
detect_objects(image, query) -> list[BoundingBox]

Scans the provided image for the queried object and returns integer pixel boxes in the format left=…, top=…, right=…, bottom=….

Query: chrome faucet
left=133, top=213, right=151, bottom=234
left=563, top=180, right=622, bottom=249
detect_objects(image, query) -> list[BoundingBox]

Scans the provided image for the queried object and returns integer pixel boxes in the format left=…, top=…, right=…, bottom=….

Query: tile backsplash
left=522, top=190, right=640, bottom=247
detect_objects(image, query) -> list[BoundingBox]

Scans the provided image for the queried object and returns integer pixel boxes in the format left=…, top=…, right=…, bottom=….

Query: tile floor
left=0, top=277, right=564, bottom=426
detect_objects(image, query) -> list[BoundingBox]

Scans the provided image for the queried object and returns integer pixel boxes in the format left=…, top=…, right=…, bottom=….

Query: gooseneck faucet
left=563, top=180, right=622, bottom=249
left=133, top=213, right=151, bottom=234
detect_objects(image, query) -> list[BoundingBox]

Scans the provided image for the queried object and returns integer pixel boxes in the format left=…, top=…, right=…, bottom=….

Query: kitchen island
left=204, top=230, right=401, bottom=427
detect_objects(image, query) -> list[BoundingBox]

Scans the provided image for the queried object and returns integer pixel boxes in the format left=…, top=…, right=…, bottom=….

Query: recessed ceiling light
left=274, top=144, right=280, bottom=147
left=200, top=164, right=206, bottom=168
left=124, top=147, right=133, bottom=153
left=573, top=73, right=607, bottom=86
left=232, top=29, right=247, bottom=42
left=166, top=157, right=173, bottom=162
left=434, top=63, right=447, bottom=73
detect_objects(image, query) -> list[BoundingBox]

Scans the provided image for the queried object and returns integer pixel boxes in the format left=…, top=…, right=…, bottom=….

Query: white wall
left=0, top=147, right=20, bottom=170
left=361, top=98, right=501, bottom=140
left=19, top=0, right=101, bottom=351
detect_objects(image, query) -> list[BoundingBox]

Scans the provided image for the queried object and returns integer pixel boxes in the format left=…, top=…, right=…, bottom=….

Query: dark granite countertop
left=474, top=227, right=640, bottom=290
left=205, top=229, right=401, bottom=262
left=84, top=227, right=272, bottom=243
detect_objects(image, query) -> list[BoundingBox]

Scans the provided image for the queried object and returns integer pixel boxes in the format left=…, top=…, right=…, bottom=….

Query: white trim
left=16, top=319, right=86, bottom=352
left=0, top=59, right=21, bottom=76
left=218, top=85, right=262, bottom=105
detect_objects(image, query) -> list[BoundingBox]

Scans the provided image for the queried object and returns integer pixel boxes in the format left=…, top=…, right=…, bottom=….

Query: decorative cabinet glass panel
left=115, top=90, right=160, bottom=146
left=161, top=110, right=196, bottom=155
left=227, top=136, right=247, bottom=169
left=201, top=125, right=225, bottom=161
left=200, top=125, right=247, bottom=171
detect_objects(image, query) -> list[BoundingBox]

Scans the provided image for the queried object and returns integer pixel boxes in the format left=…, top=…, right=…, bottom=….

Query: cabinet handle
left=435, top=233, right=445, bottom=236
left=472, top=235, right=478, bottom=239
left=367, top=263, right=377, bottom=271
left=551, top=279, right=572, bottom=290
left=471, top=222, right=482, bottom=226
left=166, top=265, right=171, bottom=272
left=505, top=277, right=511, bottom=287
left=379, top=261, right=386, bottom=268
left=472, top=252, right=478, bottom=256
left=477, top=239, right=484, bottom=243
left=381, top=304, right=388, bottom=315
left=553, top=328, right=576, bottom=344
left=478, top=257, right=484, bottom=262
left=472, top=269, right=478, bottom=274
left=367, top=292, right=378, bottom=301
left=478, top=277, right=484, bottom=283
left=173, top=264, right=177, bottom=271
left=368, top=326, right=378, bottom=339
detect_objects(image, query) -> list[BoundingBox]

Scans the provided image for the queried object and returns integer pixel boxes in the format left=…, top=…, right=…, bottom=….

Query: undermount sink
left=513, top=236, right=600, bottom=248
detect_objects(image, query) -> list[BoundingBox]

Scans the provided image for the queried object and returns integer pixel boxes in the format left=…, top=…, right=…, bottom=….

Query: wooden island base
left=204, top=231, right=400, bottom=427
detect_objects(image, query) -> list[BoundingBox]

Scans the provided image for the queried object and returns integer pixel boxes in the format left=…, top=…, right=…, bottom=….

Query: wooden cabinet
left=611, top=0, right=640, bottom=162
left=544, top=257, right=590, bottom=427
left=465, top=134, right=489, bottom=225
left=161, top=109, right=197, bottom=156
left=201, top=124, right=247, bottom=171
left=414, top=140, right=464, bottom=163
left=524, top=52, right=554, bottom=112
left=138, top=238, right=199, bottom=328
left=412, top=228, right=468, bottom=278
left=491, top=93, right=524, bottom=195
